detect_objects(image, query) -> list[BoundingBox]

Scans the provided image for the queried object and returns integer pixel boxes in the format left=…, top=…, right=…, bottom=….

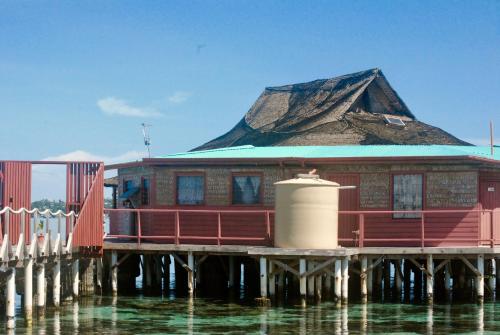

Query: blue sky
left=0, top=1, right=499, bottom=198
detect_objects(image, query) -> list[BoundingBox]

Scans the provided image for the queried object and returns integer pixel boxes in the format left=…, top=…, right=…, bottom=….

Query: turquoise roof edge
left=155, top=145, right=500, bottom=161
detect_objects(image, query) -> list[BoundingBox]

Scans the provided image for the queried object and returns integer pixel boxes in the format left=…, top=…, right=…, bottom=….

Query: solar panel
left=384, top=116, right=406, bottom=127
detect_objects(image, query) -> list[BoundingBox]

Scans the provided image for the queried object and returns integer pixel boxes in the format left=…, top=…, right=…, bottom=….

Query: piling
left=228, top=256, right=235, bottom=289
left=307, top=261, right=315, bottom=301
left=53, top=259, right=61, bottom=307
left=334, top=259, right=342, bottom=303
left=299, top=258, right=307, bottom=306
left=37, top=263, right=46, bottom=315
left=360, top=256, right=368, bottom=303
left=25, top=257, right=34, bottom=323
left=111, top=251, right=118, bottom=295
left=366, top=257, right=373, bottom=299
left=488, top=259, right=496, bottom=296
left=341, top=258, right=349, bottom=304
left=477, top=255, right=484, bottom=303
left=187, top=252, right=194, bottom=296
left=268, top=261, right=276, bottom=299
left=73, top=259, right=80, bottom=299
left=6, top=268, right=15, bottom=329
left=426, top=255, right=434, bottom=304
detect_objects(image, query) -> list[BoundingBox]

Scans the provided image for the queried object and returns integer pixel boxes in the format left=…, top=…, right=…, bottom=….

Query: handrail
left=105, top=207, right=498, bottom=248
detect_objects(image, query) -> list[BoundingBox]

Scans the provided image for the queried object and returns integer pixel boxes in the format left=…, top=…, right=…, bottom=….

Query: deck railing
left=104, top=208, right=273, bottom=246
left=105, top=208, right=499, bottom=248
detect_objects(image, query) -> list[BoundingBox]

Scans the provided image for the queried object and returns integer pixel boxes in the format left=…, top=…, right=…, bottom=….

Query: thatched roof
left=194, top=68, right=468, bottom=150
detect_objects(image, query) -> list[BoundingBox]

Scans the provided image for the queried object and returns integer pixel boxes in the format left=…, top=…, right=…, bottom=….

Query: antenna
left=141, top=123, right=152, bottom=158
left=491, top=120, right=494, bottom=156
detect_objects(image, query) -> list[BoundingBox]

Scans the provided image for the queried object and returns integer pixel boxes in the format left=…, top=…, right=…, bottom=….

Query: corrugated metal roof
left=157, top=145, right=500, bottom=161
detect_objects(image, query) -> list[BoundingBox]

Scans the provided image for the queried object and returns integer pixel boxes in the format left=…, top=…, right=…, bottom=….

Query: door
left=480, top=180, right=500, bottom=245
left=327, top=174, right=360, bottom=247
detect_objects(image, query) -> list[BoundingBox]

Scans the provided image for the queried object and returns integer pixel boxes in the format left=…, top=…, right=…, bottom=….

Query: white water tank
left=274, top=174, right=341, bottom=249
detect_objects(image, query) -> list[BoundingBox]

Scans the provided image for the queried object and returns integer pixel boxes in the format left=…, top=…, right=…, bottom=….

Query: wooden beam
left=172, top=253, right=192, bottom=272
left=301, top=257, right=337, bottom=278
left=459, top=256, right=481, bottom=276
left=433, top=259, right=450, bottom=275
left=407, top=257, right=432, bottom=276
left=272, top=259, right=300, bottom=277
left=112, top=253, right=132, bottom=269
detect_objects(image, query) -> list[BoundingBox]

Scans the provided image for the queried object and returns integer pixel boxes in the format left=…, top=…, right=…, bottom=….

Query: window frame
left=391, top=173, right=424, bottom=219
left=123, top=179, right=133, bottom=193
left=174, top=172, right=206, bottom=206
left=230, top=172, right=264, bottom=206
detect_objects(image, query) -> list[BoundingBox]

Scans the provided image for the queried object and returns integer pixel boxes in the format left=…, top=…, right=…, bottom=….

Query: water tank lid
left=274, top=175, right=340, bottom=186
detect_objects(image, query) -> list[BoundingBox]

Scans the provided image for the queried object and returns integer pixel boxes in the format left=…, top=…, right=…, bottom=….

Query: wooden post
left=341, top=258, right=349, bottom=305
left=360, top=256, right=368, bottom=303
left=96, top=257, right=103, bottom=294
left=315, top=272, right=322, bottom=302
left=111, top=251, right=118, bottom=295
left=72, top=259, right=79, bottom=299
left=426, top=254, right=434, bottom=304
left=403, top=259, right=411, bottom=301
left=25, top=257, right=34, bottom=323
left=299, top=258, right=307, bottom=307
left=488, top=259, right=496, bottom=295
left=444, top=263, right=452, bottom=295
left=395, top=260, right=402, bottom=298
left=144, top=255, right=152, bottom=289
left=259, top=257, right=267, bottom=299
left=334, top=259, right=342, bottom=303
left=325, top=271, right=332, bottom=299
left=228, top=256, right=235, bottom=289
left=53, top=260, right=61, bottom=307
left=307, top=261, right=315, bottom=300
left=188, top=252, right=194, bottom=296
left=164, top=255, right=170, bottom=291
left=6, top=268, right=16, bottom=329
left=366, top=257, right=373, bottom=299
left=477, top=254, right=484, bottom=303
left=268, top=260, right=276, bottom=299
left=383, top=259, right=391, bottom=294
left=37, top=264, right=46, bottom=315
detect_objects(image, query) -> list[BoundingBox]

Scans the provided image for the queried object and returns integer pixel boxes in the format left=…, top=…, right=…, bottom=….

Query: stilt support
left=334, top=259, right=342, bottom=303
left=25, top=257, right=34, bottom=323
left=72, top=258, right=79, bottom=299
left=228, top=256, right=235, bottom=289
left=111, top=251, right=118, bottom=295
left=426, top=254, right=434, bottom=304
left=187, top=252, right=194, bottom=295
left=341, top=257, right=349, bottom=305
left=53, top=260, right=61, bottom=307
left=6, top=268, right=15, bottom=329
left=477, top=254, right=484, bottom=303
left=37, top=264, right=46, bottom=316
left=360, top=256, right=368, bottom=303
left=299, top=258, right=307, bottom=307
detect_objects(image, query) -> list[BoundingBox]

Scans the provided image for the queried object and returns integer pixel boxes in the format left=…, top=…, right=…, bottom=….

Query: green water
left=5, top=296, right=500, bottom=334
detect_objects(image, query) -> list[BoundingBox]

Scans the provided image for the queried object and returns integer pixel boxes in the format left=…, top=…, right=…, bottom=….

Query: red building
left=106, top=145, right=500, bottom=248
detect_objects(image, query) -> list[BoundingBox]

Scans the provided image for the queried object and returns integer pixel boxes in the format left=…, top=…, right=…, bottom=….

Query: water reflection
left=3, top=295, right=499, bottom=334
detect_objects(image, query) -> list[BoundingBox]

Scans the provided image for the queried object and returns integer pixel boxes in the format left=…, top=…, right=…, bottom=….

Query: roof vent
left=384, top=116, right=406, bottom=127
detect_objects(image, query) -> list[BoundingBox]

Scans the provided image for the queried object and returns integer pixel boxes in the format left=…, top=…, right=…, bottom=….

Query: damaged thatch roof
left=194, top=68, right=468, bottom=150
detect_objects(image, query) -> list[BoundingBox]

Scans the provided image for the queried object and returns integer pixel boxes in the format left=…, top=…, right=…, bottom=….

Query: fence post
left=217, top=212, right=221, bottom=246
left=359, top=214, right=365, bottom=248
left=420, top=212, right=425, bottom=248
left=137, top=211, right=142, bottom=245
left=491, top=210, right=495, bottom=248
left=266, top=211, right=271, bottom=244
left=175, top=211, right=180, bottom=245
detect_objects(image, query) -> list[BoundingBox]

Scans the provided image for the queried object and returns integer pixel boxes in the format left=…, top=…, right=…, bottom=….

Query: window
left=141, top=178, right=150, bottom=205
left=232, top=175, right=262, bottom=205
left=176, top=175, right=204, bottom=205
left=123, top=180, right=133, bottom=193
left=393, top=174, right=423, bottom=219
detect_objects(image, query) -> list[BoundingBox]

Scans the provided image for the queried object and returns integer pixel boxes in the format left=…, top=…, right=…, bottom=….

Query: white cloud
left=32, top=150, right=147, bottom=200
left=97, top=97, right=162, bottom=117
left=168, top=91, right=191, bottom=104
